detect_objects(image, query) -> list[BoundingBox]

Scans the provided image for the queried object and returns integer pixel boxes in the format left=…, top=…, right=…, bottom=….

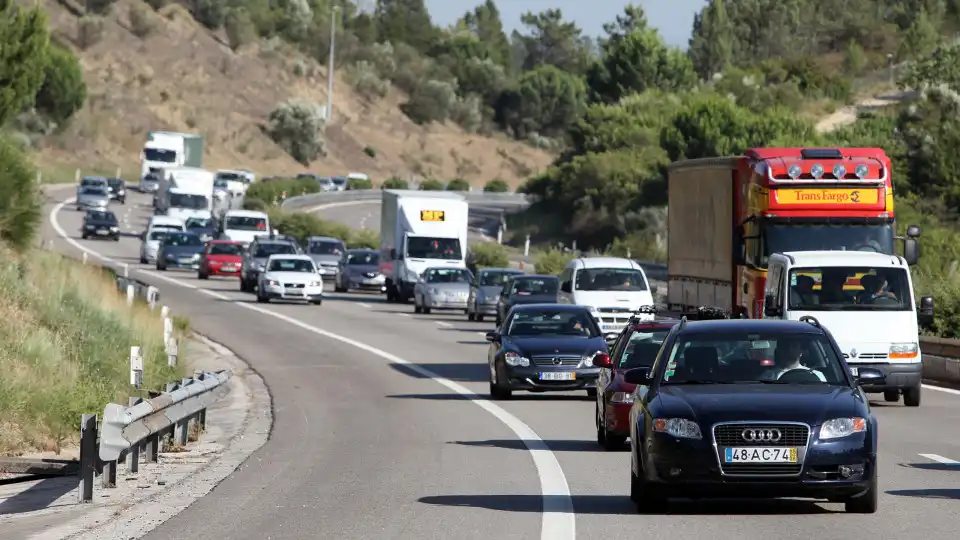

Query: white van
left=764, top=251, right=934, bottom=406
left=218, top=210, right=270, bottom=245
left=557, top=257, right=656, bottom=335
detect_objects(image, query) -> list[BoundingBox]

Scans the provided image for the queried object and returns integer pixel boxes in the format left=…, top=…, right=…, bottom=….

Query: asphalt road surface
left=42, top=189, right=960, bottom=539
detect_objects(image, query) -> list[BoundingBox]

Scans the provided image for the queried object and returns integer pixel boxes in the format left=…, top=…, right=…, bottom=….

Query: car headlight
left=110, top=226, right=119, bottom=231
left=308, top=281, right=321, bottom=287
left=504, top=352, right=530, bottom=367
left=165, top=253, right=175, bottom=259
left=191, top=253, right=201, bottom=261
left=429, top=287, right=439, bottom=295
left=819, top=417, right=867, bottom=439
left=889, top=342, right=918, bottom=359
left=266, top=280, right=279, bottom=286
left=609, top=391, right=633, bottom=404
left=580, top=352, right=600, bottom=367
left=652, top=418, right=702, bottom=439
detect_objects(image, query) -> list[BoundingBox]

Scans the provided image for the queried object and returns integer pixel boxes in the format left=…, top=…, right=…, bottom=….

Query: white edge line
left=921, top=383, right=960, bottom=395
left=918, top=453, right=960, bottom=464
left=357, top=302, right=372, bottom=308
left=436, top=321, right=452, bottom=327
left=50, top=198, right=576, bottom=540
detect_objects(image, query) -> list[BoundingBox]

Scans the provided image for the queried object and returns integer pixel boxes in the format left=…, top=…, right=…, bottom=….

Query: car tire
left=883, top=390, right=899, bottom=402
left=157, top=263, right=166, bottom=271
left=844, top=465, right=878, bottom=513
left=113, top=236, right=120, bottom=242
left=257, top=292, right=268, bottom=303
left=631, top=464, right=667, bottom=513
left=81, top=234, right=88, bottom=240
left=903, top=385, right=921, bottom=407
left=422, top=306, right=432, bottom=314
left=495, top=315, right=501, bottom=327
left=489, top=380, right=512, bottom=400
left=414, top=302, right=422, bottom=314
left=476, top=314, right=485, bottom=322
left=586, top=388, right=598, bottom=398
left=198, top=271, right=209, bottom=280
left=596, top=402, right=607, bottom=446
left=334, top=284, right=346, bottom=292
left=140, top=256, right=147, bottom=264
left=311, top=299, right=323, bottom=305
left=597, top=401, right=626, bottom=450
left=468, top=311, right=476, bottom=321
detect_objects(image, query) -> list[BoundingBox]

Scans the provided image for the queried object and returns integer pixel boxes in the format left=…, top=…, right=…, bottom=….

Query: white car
left=256, top=254, right=324, bottom=305
left=139, top=227, right=178, bottom=263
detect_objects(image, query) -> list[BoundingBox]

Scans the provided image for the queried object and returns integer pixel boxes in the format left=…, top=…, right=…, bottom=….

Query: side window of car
left=609, top=328, right=633, bottom=363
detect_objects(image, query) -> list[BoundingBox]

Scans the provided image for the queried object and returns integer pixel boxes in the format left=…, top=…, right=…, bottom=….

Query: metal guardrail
left=281, top=189, right=534, bottom=211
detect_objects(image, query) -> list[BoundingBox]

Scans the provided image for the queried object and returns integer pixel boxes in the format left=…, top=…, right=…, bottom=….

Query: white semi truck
left=379, top=190, right=469, bottom=302
left=155, top=166, right=215, bottom=222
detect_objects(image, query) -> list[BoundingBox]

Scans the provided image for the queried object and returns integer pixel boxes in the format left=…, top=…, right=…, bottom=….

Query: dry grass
left=0, top=247, right=183, bottom=456
left=29, top=0, right=553, bottom=189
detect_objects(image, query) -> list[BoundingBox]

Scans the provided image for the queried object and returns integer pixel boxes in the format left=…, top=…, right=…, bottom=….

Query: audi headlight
left=820, top=417, right=867, bottom=439
left=504, top=352, right=530, bottom=367
left=889, top=342, right=918, bottom=359
left=652, top=418, right=702, bottom=439
left=609, top=391, right=632, bottom=404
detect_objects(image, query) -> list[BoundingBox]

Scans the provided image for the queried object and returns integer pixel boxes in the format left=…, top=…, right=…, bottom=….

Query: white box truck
left=139, top=131, right=204, bottom=192
left=156, top=166, right=215, bottom=222
left=380, top=190, right=469, bottom=302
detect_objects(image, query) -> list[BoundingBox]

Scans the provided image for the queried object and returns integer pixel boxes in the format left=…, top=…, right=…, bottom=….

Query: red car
left=198, top=240, right=244, bottom=279
left=593, top=318, right=680, bottom=450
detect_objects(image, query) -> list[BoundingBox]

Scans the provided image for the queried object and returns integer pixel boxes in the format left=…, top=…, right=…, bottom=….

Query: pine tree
left=374, top=0, right=436, bottom=54
left=688, top=0, right=734, bottom=80
left=0, top=0, right=50, bottom=126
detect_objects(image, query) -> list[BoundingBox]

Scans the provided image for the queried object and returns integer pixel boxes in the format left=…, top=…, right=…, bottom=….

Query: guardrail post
left=81, top=252, right=88, bottom=265
left=122, top=264, right=129, bottom=278
left=175, top=417, right=189, bottom=446
left=145, top=432, right=160, bottom=463
left=198, top=408, right=207, bottom=431
left=126, top=284, right=135, bottom=306
left=524, top=234, right=530, bottom=257
left=160, top=305, right=169, bottom=318
left=127, top=398, right=141, bottom=474
left=167, top=337, right=178, bottom=367
left=78, top=414, right=97, bottom=503
left=102, top=459, right=116, bottom=488
left=130, top=346, right=143, bottom=388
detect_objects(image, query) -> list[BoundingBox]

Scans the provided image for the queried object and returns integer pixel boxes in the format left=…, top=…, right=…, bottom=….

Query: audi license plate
left=724, top=447, right=797, bottom=463
left=539, top=372, right=575, bottom=381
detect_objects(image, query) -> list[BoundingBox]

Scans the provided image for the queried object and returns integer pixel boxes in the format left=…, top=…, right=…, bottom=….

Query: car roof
left=424, top=266, right=471, bottom=271
left=777, top=250, right=907, bottom=268
left=209, top=239, right=242, bottom=244
left=480, top=267, right=524, bottom=273
left=510, top=274, right=557, bottom=280
left=510, top=303, right=589, bottom=312
left=568, top=256, right=641, bottom=269
left=306, top=236, right=343, bottom=242
left=629, top=319, right=680, bottom=330
left=676, top=319, right=824, bottom=336
left=346, top=248, right=378, bottom=253
left=224, top=210, right=268, bottom=217
left=266, top=254, right=312, bottom=261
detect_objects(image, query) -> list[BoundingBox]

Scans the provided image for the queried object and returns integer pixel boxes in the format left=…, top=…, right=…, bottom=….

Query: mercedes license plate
left=539, top=372, right=575, bottom=381
left=849, top=367, right=858, bottom=376
left=724, top=447, right=797, bottom=463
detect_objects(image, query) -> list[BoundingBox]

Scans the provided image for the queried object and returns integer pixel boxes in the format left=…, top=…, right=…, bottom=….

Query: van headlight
left=889, top=343, right=918, bottom=359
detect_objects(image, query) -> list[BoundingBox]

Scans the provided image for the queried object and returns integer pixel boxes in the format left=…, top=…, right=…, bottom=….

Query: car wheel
left=311, top=299, right=323, bottom=305
left=81, top=234, right=88, bottom=240
left=476, top=314, right=485, bottom=322
left=198, top=271, right=209, bottom=280
left=586, top=388, right=598, bottom=398
left=422, top=306, right=431, bottom=314
left=140, top=256, right=147, bottom=264
left=257, top=292, right=268, bottom=303
left=468, top=312, right=476, bottom=321
left=883, top=390, right=899, bottom=402
left=414, top=296, right=422, bottom=313
left=334, top=284, right=346, bottom=292
left=495, top=315, right=501, bottom=326
left=844, top=465, right=878, bottom=513
left=489, top=371, right=512, bottom=399
left=157, top=263, right=166, bottom=271
left=596, top=402, right=607, bottom=446
left=113, top=236, right=120, bottom=242
left=903, top=385, right=921, bottom=407
left=631, top=462, right=667, bottom=513
left=597, top=401, right=626, bottom=450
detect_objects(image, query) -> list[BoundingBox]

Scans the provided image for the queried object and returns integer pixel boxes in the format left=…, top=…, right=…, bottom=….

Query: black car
left=495, top=274, right=559, bottom=326
left=486, top=304, right=608, bottom=399
left=625, top=317, right=882, bottom=514
left=106, top=178, right=126, bottom=204
left=81, top=210, right=120, bottom=241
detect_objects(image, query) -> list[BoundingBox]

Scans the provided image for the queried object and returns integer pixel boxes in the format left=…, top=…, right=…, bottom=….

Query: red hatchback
left=593, top=319, right=679, bottom=450
left=198, top=240, right=244, bottom=279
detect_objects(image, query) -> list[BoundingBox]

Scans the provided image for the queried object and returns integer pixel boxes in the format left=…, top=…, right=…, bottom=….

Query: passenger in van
left=790, top=275, right=818, bottom=305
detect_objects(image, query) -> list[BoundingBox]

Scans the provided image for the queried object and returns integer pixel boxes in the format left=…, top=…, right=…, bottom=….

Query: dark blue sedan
left=156, top=231, right=206, bottom=271
left=486, top=304, right=608, bottom=399
left=626, top=317, right=881, bottom=514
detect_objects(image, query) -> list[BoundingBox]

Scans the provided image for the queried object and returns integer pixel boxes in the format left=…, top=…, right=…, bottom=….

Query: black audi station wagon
left=625, top=317, right=882, bottom=513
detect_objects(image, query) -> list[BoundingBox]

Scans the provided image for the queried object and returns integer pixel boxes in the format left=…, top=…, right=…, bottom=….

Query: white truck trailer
left=379, top=190, right=469, bottom=302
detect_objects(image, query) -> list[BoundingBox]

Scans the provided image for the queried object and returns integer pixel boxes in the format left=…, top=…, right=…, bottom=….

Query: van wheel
left=883, top=390, right=899, bottom=402
left=903, top=385, right=921, bottom=407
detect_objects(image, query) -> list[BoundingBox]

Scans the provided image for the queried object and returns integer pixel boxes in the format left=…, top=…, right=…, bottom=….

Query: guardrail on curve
left=281, top=189, right=535, bottom=212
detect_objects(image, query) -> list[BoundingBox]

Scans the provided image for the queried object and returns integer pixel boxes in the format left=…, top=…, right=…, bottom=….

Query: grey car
left=156, top=232, right=205, bottom=271
left=240, top=238, right=300, bottom=292
left=76, top=186, right=110, bottom=211
left=305, top=236, right=346, bottom=281
left=335, top=249, right=385, bottom=293
left=414, top=267, right=474, bottom=314
left=467, top=268, right=525, bottom=322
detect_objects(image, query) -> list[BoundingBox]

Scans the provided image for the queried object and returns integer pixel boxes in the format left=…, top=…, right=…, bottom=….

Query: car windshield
left=144, top=148, right=177, bottom=162
left=88, top=212, right=117, bottom=224
left=510, top=277, right=558, bottom=295
left=186, top=218, right=213, bottom=229
left=406, top=237, right=462, bottom=260
left=148, top=230, right=168, bottom=241
left=107, top=179, right=123, bottom=188
left=254, top=243, right=296, bottom=258
left=82, top=187, right=107, bottom=196
left=347, top=252, right=379, bottom=265
left=575, top=268, right=648, bottom=291
left=163, top=233, right=203, bottom=247
left=787, top=266, right=912, bottom=311
left=480, top=270, right=522, bottom=286
left=268, top=258, right=315, bottom=272
left=209, top=243, right=243, bottom=256
left=619, top=329, right=670, bottom=369
left=307, top=241, right=344, bottom=255
left=424, top=268, right=472, bottom=283
left=81, top=178, right=105, bottom=187
left=225, top=216, right=266, bottom=231
left=216, top=172, right=243, bottom=182
left=660, top=333, right=847, bottom=385
left=506, top=309, right=598, bottom=337
left=169, top=193, right=208, bottom=209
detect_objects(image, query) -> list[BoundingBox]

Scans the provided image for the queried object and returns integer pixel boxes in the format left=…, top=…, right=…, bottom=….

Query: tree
left=496, top=65, right=586, bottom=139
left=0, top=137, right=41, bottom=251
left=461, top=0, right=511, bottom=68
left=0, top=0, right=49, bottom=127
left=688, top=0, right=734, bottom=79
left=898, top=7, right=940, bottom=60
left=899, top=42, right=960, bottom=92
left=514, top=9, right=590, bottom=74
left=34, top=43, right=87, bottom=127
left=374, top=0, right=437, bottom=54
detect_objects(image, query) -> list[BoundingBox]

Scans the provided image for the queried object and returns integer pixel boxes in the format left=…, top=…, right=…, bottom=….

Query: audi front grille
left=712, top=422, right=811, bottom=477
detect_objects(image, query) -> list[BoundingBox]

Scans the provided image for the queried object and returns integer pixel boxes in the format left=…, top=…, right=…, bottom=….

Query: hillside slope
left=33, top=0, right=553, bottom=185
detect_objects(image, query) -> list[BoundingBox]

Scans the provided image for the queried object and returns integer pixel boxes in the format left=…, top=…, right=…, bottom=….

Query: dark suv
left=240, top=237, right=301, bottom=292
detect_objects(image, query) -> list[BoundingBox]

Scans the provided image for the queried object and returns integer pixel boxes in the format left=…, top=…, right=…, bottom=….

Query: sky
left=423, top=0, right=707, bottom=48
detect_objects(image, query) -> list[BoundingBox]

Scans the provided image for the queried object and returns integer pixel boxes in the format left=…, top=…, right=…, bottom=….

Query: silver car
left=305, top=236, right=345, bottom=280
left=414, top=267, right=474, bottom=314
left=467, top=268, right=525, bottom=322
left=76, top=186, right=110, bottom=211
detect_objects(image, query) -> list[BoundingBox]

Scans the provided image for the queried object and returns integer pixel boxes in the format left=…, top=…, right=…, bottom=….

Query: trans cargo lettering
left=789, top=190, right=861, bottom=203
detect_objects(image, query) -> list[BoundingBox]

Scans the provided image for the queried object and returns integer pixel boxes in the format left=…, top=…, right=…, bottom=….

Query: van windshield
left=787, top=266, right=912, bottom=311
left=406, top=237, right=462, bottom=260
left=225, top=216, right=266, bottom=231
left=575, top=268, right=648, bottom=291
left=144, top=148, right=177, bottom=162
left=169, top=193, right=208, bottom=209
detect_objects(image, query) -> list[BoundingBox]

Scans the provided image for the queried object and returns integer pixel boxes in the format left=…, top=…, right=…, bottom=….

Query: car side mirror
left=624, top=367, right=652, bottom=385
left=852, top=367, right=885, bottom=386
left=560, top=282, right=571, bottom=293
left=593, top=352, right=613, bottom=368
left=485, top=331, right=499, bottom=343
left=903, top=237, right=919, bottom=265
left=918, top=296, right=934, bottom=328
left=763, top=295, right=782, bottom=317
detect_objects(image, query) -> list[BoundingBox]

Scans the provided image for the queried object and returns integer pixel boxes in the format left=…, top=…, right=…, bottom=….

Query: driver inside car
left=760, top=338, right=826, bottom=382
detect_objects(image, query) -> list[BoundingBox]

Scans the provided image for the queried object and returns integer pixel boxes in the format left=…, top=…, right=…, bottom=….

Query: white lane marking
left=919, top=453, right=960, bottom=464
left=51, top=197, right=577, bottom=540
left=357, top=302, right=372, bottom=308
left=922, top=383, right=960, bottom=395
left=477, top=332, right=487, bottom=337
left=436, top=321, right=452, bottom=328
left=397, top=313, right=410, bottom=317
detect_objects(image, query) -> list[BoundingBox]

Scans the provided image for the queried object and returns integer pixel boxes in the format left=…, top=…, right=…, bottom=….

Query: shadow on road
left=386, top=393, right=589, bottom=402
left=0, top=477, right=77, bottom=515
left=389, top=362, right=488, bottom=383
left=456, top=340, right=489, bottom=345
left=886, top=488, right=960, bottom=500
left=417, top=494, right=836, bottom=515
left=449, top=439, right=598, bottom=452
left=898, top=462, right=960, bottom=471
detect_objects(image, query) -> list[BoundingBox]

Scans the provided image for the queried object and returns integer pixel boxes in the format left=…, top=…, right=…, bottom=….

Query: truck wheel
left=883, top=390, right=899, bottom=402
left=903, top=385, right=921, bottom=407
left=476, top=314, right=485, bottom=322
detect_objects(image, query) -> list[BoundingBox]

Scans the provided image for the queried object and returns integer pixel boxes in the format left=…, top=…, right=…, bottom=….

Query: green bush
left=446, top=178, right=469, bottom=191
left=483, top=179, right=509, bottom=192
left=268, top=211, right=352, bottom=244
left=241, top=197, right=268, bottom=211
left=419, top=178, right=443, bottom=190
left=348, top=228, right=379, bottom=248
left=347, top=178, right=373, bottom=190
left=34, top=43, right=87, bottom=127
left=470, top=242, right=509, bottom=268
left=381, top=177, right=408, bottom=189
left=534, top=248, right=573, bottom=275
left=224, top=7, right=256, bottom=51
left=244, top=178, right=320, bottom=207
left=194, top=0, right=226, bottom=29
left=0, top=137, right=41, bottom=251
left=267, top=99, right=326, bottom=166
left=363, top=146, right=376, bottom=158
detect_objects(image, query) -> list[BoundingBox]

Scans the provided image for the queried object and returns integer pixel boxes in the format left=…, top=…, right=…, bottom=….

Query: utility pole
left=326, top=5, right=339, bottom=123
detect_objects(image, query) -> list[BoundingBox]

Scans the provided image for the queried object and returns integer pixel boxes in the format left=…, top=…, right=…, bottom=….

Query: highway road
left=42, top=189, right=960, bottom=539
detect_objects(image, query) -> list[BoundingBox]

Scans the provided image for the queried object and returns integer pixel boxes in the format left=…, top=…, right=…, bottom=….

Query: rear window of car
left=619, top=329, right=670, bottom=369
